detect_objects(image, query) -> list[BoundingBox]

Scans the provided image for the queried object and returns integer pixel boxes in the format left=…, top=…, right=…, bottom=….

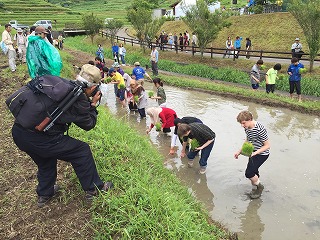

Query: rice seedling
left=241, top=142, right=254, bottom=157
left=119, top=83, right=126, bottom=89
left=134, top=95, right=139, bottom=102
left=155, top=122, right=161, bottom=131
left=190, top=139, right=200, bottom=151
left=148, top=91, right=154, bottom=98
left=260, top=65, right=266, bottom=70
left=299, top=68, right=307, bottom=74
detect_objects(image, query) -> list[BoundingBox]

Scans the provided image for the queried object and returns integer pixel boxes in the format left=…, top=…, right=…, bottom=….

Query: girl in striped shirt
left=234, top=110, right=270, bottom=199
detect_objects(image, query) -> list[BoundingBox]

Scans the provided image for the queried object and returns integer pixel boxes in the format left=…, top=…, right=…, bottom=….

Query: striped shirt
left=184, top=123, right=215, bottom=146
left=245, top=122, right=269, bottom=155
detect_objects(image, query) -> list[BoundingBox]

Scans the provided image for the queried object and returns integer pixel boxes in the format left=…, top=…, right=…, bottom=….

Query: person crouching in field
left=178, top=123, right=215, bottom=174
left=266, top=63, right=281, bottom=94
left=234, top=110, right=270, bottom=199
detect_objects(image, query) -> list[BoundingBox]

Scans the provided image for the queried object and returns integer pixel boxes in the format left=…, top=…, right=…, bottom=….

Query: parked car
left=34, top=20, right=52, bottom=29
left=9, top=20, right=29, bottom=30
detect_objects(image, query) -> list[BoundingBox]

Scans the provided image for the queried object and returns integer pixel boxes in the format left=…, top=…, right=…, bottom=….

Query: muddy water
left=100, top=82, right=320, bottom=240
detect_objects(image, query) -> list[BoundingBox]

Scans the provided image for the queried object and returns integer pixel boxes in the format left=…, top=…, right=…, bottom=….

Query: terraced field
left=0, top=0, right=83, bottom=29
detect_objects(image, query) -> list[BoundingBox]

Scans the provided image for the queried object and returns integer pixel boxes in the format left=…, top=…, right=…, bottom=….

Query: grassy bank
left=69, top=108, right=232, bottom=239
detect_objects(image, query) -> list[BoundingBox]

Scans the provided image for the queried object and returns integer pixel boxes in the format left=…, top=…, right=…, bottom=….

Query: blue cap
left=108, top=67, right=115, bottom=75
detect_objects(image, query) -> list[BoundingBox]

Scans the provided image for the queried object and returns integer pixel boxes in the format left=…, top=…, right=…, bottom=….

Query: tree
left=105, top=19, right=124, bottom=44
left=183, top=0, right=229, bottom=58
left=288, top=0, right=320, bottom=72
left=127, top=0, right=164, bottom=52
left=82, top=13, right=103, bottom=44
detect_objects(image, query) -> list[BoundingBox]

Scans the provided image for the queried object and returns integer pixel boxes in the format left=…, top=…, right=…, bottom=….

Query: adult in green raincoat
left=27, top=26, right=63, bottom=78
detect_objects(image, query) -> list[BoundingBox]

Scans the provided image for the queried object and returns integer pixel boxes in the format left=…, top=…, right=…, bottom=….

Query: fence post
left=116, top=36, right=119, bottom=43
left=124, top=37, right=126, bottom=45
left=192, top=45, right=194, bottom=56
left=131, top=39, right=133, bottom=46
left=211, top=47, right=213, bottom=58
left=233, top=49, right=236, bottom=61
left=260, top=50, right=263, bottom=59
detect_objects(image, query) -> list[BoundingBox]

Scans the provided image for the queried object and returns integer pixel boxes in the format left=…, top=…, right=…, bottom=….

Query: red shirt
left=159, top=107, right=177, bottom=129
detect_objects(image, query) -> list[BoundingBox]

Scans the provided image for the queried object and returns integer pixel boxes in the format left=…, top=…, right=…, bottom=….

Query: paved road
left=117, top=28, right=318, bottom=67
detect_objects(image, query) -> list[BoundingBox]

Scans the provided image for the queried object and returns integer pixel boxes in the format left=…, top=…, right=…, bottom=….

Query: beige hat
left=35, top=26, right=49, bottom=34
left=295, top=37, right=300, bottom=41
left=17, top=28, right=23, bottom=33
left=79, top=64, right=101, bottom=83
left=134, top=62, right=140, bottom=66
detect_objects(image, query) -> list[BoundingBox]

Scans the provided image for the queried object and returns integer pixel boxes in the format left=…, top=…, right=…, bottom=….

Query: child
left=177, top=123, right=215, bottom=174
left=95, top=57, right=104, bottom=78
left=150, top=78, right=166, bottom=107
left=266, top=63, right=281, bottom=94
left=130, top=80, right=147, bottom=118
left=146, top=107, right=177, bottom=134
left=234, top=110, right=270, bottom=199
left=109, top=67, right=126, bottom=108
left=287, top=57, right=304, bottom=102
left=96, top=44, right=105, bottom=63
left=172, top=117, right=203, bottom=155
left=250, top=59, right=264, bottom=90
left=119, top=43, right=126, bottom=66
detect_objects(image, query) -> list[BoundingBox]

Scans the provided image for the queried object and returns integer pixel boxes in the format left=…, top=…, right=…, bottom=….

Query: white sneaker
left=199, top=168, right=206, bottom=174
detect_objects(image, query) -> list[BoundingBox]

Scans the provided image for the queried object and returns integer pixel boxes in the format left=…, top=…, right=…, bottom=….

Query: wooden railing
left=100, top=31, right=320, bottom=62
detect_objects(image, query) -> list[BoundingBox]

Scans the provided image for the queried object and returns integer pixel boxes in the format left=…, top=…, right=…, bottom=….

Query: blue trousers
left=187, top=141, right=214, bottom=168
left=12, top=124, right=104, bottom=196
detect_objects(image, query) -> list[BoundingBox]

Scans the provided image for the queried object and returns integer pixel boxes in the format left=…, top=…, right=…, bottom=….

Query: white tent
left=173, top=0, right=221, bottom=19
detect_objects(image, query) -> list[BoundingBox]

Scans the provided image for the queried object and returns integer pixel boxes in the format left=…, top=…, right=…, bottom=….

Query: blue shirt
left=234, top=37, right=242, bottom=49
left=132, top=66, right=146, bottom=80
left=112, top=45, right=119, bottom=54
left=287, top=63, right=304, bottom=82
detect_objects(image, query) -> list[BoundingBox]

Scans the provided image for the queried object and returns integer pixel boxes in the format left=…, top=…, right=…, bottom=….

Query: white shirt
left=1, top=30, right=14, bottom=50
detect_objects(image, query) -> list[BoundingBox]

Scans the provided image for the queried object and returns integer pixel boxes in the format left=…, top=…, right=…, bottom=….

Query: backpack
left=6, top=75, right=76, bottom=130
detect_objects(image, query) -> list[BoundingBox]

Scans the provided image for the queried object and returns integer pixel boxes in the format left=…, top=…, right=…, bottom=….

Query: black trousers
left=12, top=124, right=103, bottom=196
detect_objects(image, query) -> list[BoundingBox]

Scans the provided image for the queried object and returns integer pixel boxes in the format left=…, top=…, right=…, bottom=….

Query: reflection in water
left=170, top=157, right=215, bottom=213
left=238, top=199, right=264, bottom=240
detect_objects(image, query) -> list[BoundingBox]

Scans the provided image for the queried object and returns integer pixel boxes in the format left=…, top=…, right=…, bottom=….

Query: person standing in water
left=234, top=110, right=270, bottom=199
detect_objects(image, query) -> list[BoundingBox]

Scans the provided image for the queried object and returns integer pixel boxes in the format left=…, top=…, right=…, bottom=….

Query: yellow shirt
left=112, top=72, right=125, bottom=89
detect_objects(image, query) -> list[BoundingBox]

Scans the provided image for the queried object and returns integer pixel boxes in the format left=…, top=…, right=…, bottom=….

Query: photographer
left=11, top=64, right=113, bottom=207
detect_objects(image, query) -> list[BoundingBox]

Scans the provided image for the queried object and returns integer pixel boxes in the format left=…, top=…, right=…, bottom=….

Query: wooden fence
left=100, top=31, right=320, bottom=62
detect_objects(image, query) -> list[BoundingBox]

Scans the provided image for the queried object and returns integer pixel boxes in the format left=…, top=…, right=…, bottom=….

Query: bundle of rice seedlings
left=260, top=65, right=266, bottom=70
left=134, top=95, right=139, bottom=102
left=119, top=83, right=126, bottom=89
left=148, top=91, right=154, bottom=97
left=299, top=68, right=307, bottom=74
left=190, top=139, right=200, bottom=151
left=104, top=77, right=112, bottom=83
left=241, top=142, right=254, bottom=157
left=155, top=122, right=161, bottom=131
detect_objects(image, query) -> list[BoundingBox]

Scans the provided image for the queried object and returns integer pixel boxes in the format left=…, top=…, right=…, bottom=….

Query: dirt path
left=0, top=55, right=93, bottom=239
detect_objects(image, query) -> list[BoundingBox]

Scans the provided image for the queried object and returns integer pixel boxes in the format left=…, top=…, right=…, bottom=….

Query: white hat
left=79, top=64, right=101, bottom=83
left=17, top=28, right=23, bottom=33
left=295, top=37, right=300, bottom=41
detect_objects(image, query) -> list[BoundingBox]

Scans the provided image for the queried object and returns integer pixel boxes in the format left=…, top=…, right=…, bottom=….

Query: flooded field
left=101, top=82, right=320, bottom=240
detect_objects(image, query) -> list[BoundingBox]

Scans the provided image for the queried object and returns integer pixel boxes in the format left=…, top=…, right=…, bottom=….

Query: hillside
left=160, top=12, right=304, bottom=52
left=0, top=0, right=81, bottom=29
